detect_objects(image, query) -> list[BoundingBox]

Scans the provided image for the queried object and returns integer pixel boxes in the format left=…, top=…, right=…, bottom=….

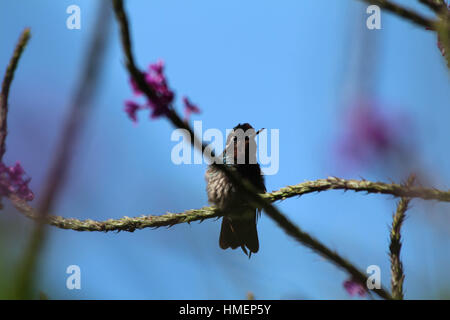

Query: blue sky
left=0, top=0, right=449, bottom=299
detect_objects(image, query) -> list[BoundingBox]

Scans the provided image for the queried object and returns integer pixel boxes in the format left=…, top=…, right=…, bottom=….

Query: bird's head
left=224, top=123, right=264, bottom=165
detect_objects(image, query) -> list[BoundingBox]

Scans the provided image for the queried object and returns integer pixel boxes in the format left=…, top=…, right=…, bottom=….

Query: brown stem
left=0, top=28, right=31, bottom=161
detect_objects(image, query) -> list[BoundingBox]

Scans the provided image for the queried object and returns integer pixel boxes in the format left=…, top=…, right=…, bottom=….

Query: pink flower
left=124, top=100, right=141, bottom=123
left=124, top=60, right=201, bottom=123
left=144, top=60, right=174, bottom=118
left=0, top=161, right=34, bottom=202
left=182, top=97, right=201, bottom=121
left=343, top=279, right=366, bottom=297
left=125, top=60, right=174, bottom=121
left=335, top=98, right=411, bottom=169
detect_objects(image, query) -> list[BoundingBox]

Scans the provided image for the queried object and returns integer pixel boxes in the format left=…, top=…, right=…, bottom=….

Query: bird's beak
left=248, top=128, right=264, bottom=139
left=254, top=128, right=265, bottom=137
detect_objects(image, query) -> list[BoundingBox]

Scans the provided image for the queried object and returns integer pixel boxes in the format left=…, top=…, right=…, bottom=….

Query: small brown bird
left=205, top=123, right=266, bottom=256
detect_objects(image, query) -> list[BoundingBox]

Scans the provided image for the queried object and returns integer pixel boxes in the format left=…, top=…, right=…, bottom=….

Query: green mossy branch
left=9, top=177, right=450, bottom=232
left=266, top=177, right=450, bottom=203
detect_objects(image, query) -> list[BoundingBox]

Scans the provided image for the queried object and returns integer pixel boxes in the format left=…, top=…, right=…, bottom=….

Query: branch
left=0, top=28, right=33, bottom=299
left=10, top=177, right=450, bottom=232
left=267, top=177, right=450, bottom=203
left=11, top=194, right=219, bottom=231
left=0, top=28, right=31, bottom=161
left=389, top=175, right=415, bottom=300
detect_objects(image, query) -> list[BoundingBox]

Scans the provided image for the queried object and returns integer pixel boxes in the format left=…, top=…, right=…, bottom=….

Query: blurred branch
left=13, top=2, right=113, bottom=299
left=389, top=174, right=415, bottom=300
left=0, top=28, right=31, bottom=161
left=9, top=177, right=450, bottom=232
left=358, top=0, right=438, bottom=29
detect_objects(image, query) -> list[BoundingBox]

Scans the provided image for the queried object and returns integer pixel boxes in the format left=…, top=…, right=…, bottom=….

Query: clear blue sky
left=0, top=0, right=449, bottom=299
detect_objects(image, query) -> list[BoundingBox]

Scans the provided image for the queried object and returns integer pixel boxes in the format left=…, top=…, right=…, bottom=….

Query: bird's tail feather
left=219, top=216, right=259, bottom=256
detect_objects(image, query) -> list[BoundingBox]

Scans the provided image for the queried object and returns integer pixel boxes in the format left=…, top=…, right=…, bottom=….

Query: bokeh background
left=0, top=0, right=449, bottom=299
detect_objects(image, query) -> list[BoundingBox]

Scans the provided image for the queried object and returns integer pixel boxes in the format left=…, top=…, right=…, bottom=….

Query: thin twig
left=0, top=28, right=31, bottom=161
left=389, top=174, right=415, bottom=300
left=13, top=2, right=113, bottom=299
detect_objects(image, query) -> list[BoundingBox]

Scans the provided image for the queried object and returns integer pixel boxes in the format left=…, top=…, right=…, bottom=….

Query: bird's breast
left=205, top=165, right=235, bottom=209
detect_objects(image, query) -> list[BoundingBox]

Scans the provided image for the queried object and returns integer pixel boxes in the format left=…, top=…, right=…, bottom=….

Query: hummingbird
left=205, top=123, right=266, bottom=256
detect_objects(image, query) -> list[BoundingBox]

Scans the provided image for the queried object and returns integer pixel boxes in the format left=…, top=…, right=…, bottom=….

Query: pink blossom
left=343, top=279, right=366, bottom=297
left=336, top=99, right=411, bottom=169
left=149, top=59, right=164, bottom=74
left=182, top=96, right=201, bottom=121
left=124, top=60, right=174, bottom=121
left=0, top=161, right=34, bottom=202
left=144, top=60, right=174, bottom=118
left=124, top=100, right=142, bottom=123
